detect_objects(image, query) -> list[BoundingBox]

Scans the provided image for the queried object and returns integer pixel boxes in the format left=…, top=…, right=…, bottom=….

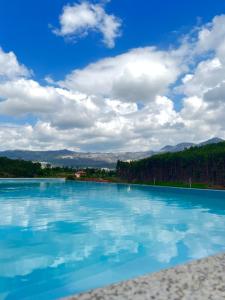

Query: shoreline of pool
left=1, top=177, right=225, bottom=192
left=0, top=177, right=66, bottom=180
left=64, top=252, right=225, bottom=300
left=72, top=178, right=225, bottom=193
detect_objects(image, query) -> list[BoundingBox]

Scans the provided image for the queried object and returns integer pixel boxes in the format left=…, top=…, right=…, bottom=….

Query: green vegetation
left=0, top=156, right=75, bottom=178
left=82, top=168, right=116, bottom=179
left=2, top=142, right=225, bottom=190
left=129, top=180, right=208, bottom=189
left=0, top=156, right=118, bottom=180
left=0, top=157, right=42, bottom=177
left=117, top=142, right=225, bottom=188
left=66, top=168, right=117, bottom=182
left=38, top=166, right=75, bottom=178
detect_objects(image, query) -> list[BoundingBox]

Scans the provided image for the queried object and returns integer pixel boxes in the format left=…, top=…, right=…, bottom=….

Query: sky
left=0, top=0, right=225, bottom=152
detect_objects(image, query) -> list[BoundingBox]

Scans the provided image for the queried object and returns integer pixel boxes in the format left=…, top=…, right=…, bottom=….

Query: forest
left=116, top=142, right=225, bottom=187
left=0, top=157, right=73, bottom=178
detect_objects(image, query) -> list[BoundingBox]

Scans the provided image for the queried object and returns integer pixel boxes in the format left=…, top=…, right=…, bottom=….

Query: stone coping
left=64, top=252, right=225, bottom=300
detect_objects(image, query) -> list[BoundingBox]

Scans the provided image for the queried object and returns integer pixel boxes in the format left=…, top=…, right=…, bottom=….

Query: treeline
left=117, top=142, right=225, bottom=187
left=0, top=157, right=42, bottom=177
left=81, top=168, right=116, bottom=178
left=0, top=157, right=74, bottom=178
left=66, top=168, right=116, bottom=181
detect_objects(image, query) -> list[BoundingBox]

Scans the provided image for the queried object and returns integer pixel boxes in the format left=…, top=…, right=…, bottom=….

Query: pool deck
left=65, top=252, right=225, bottom=300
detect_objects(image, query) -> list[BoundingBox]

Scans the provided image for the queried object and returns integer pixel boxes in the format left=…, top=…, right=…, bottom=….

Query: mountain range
left=160, top=137, right=224, bottom=153
left=0, top=137, right=223, bottom=168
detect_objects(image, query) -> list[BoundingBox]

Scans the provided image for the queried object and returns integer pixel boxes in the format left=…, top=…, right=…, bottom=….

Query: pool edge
left=72, top=179, right=225, bottom=192
left=63, top=252, right=225, bottom=300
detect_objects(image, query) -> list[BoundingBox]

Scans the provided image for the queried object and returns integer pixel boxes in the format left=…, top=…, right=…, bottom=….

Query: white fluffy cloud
left=53, top=1, right=121, bottom=48
left=60, top=47, right=185, bottom=103
left=1, top=14, right=225, bottom=151
left=177, top=14, right=225, bottom=140
left=196, top=15, right=225, bottom=60
left=0, top=79, right=60, bottom=115
left=0, top=48, right=29, bottom=79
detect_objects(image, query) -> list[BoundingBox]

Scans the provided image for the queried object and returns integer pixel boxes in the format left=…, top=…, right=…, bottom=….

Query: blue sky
left=0, top=0, right=224, bottom=79
left=0, top=0, right=225, bottom=151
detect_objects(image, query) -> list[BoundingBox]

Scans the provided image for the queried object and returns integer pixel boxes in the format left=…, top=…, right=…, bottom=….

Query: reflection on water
left=0, top=180, right=225, bottom=299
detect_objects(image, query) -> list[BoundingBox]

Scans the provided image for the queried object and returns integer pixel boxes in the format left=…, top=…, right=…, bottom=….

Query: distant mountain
left=117, top=140, right=225, bottom=187
left=0, top=137, right=223, bottom=168
left=160, top=137, right=224, bottom=153
left=198, top=137, right=224, bottom=146
left=0, top=149, right=154, bottom=169
left=160, top=142, right=195, bottom=153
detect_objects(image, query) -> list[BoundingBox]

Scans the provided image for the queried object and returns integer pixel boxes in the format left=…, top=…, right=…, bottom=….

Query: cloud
left=0, top=48, right=30, bottom=79
left=2, top=14, right=225, bottom=151
left=196, top=14, right=225, bottom=61
left=0, top=79, right=60, bottom=115
left=60, top=47, right=184, bottom=103
left=178, top=58, right=223, bottom=97
left=0, top=44, right=185, bottom=151
left=53, top=1, right=121, bottom=48
left=177, top=14, right=225, bottom=139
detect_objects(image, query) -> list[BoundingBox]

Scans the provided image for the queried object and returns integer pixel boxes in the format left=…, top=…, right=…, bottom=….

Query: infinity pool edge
left=65, top=252, right=225, bottom=300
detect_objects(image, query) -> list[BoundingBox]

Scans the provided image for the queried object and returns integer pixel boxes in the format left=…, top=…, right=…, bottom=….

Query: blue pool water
left=1, top=180, right=225, bottom=300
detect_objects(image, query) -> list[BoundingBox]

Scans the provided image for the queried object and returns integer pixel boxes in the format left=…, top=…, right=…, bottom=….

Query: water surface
left=1, top=179, right=225, bottom=299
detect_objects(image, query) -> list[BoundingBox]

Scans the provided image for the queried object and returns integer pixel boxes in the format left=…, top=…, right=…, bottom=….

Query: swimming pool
left=1, top=179, right=225, bottom=299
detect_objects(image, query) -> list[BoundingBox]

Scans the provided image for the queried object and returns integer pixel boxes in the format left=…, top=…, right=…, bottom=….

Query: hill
left=0, top=157, right=43, bottom=177
left=0, top=137, right=223, bottom=168
left=0, top=157, right=74, bottom=178
left=0, top=149, right=154, bottom=168
left=117, top=142, right=225, bottom=187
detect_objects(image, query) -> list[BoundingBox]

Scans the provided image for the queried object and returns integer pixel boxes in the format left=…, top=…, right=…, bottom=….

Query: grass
left=66, top=174, right=225, bottom=190
left=130, top=180, right=208, bottom=189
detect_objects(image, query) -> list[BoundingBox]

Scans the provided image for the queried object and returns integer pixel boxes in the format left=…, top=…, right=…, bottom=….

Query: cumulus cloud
left=196, top=14, right=225, bottom=61
left=0, top=79, right=104, bottom=132
left=0, top=48, right=30, bottom=79
left=179, top=58, right=223, bottom=97
left=53, top=1, right=121, bottom=48
left=1, top=14, right=225, bottom=151
left=177, top=14, right=225, bottom=140
left=60, top=47, right=184, bottom=103
left=0, top=79, right=60, bottom=115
